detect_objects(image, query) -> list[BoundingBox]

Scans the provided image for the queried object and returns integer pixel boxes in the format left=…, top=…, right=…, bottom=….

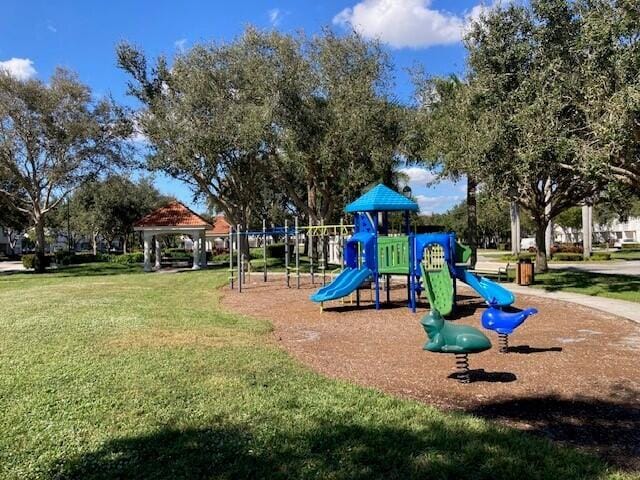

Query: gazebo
left=134, top=201, right=212, bottom=272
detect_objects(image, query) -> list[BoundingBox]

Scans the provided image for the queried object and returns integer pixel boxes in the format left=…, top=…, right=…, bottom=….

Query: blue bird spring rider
left=481, top=306, right=538, bottom=353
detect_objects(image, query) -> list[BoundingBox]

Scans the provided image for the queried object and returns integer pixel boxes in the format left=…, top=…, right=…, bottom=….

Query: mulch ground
left=221, top=275, right=640, bottom=471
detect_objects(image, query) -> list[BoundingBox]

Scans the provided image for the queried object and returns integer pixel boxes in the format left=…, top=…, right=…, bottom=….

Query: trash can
left=516, top=258, right=535, bottom=286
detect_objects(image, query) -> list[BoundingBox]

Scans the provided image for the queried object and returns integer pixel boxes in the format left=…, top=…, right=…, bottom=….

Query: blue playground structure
left=310, top=184, right=516, bottom=314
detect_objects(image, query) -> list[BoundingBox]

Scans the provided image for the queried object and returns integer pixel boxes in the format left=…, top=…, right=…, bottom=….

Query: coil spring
left=499, top=333, right=509, bottom=353
left=455, top=353, right=470, bottom=384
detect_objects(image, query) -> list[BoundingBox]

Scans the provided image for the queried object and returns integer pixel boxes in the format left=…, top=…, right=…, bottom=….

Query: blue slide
left=310, top=268, right=372, bottom=303
left=453, top=267, right=515, bottom=307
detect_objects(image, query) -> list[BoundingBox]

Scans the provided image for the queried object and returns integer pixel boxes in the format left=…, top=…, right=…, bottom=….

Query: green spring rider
left=421, top=309, right=492, bottom=383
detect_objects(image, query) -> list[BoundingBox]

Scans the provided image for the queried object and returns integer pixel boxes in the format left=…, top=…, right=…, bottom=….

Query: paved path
left=0, top=261, right=24, bottom=273
left=477, top=255, right=640, bottom=276
left=503, top=284, right=640, bottom=324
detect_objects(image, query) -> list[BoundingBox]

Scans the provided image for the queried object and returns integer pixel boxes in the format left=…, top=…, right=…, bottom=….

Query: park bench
left=468, top=262, right=511, bottom=283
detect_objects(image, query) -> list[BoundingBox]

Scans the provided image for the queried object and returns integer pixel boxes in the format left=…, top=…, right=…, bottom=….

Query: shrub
left=552, top=252, right=583, bottom=261
left=266, top=243, right=286, bottom=258
left=212, top=252, right=231, bottom=264
left=621, top=242, right=640, bottom=250
left=22, top=254, right=52, bottom=270
left=555, top=243, right=583, bottom=254
left=54, top=252, right=110, bottom=265
left=109, top=252, right=144, bottom=264
left=590, top=252, right=611, bottom=261
left=500, top=252, right=536, bottom=262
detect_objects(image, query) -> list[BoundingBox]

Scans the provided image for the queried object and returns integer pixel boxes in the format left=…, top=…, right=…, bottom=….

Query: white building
left=553, top=216, right=640, bottom=245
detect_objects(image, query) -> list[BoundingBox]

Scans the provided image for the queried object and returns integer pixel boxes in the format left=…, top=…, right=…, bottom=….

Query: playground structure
left=228, top=184, right=538, bottom=383
left=309, top=184, right=516, bottom=314
left=227, top=218, right=355, bottom=292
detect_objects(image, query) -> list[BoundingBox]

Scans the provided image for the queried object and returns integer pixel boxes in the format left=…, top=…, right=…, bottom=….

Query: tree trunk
left=34, top=215, right=47, bottom=273
left=92, top=232, right=98, bottom=255
left=535, top=218, right=549, bottom=273
left=123, top=235, right=128, bottom=254
left=467, top=176, right=478, bottom=268
left=7, top=229, right=17, bottom=255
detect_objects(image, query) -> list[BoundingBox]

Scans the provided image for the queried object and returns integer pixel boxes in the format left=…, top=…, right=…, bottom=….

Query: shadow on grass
left=49, top=416, right=610, bottom=480
left=0, top=263, right=145, bottom=279
left=469, top=387, right=640, bottom=471
left=534, top=270, right=640, bottom=296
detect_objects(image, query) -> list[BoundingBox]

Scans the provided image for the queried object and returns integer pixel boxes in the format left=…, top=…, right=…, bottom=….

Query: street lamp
left=402, top=185, right=412, bottom=198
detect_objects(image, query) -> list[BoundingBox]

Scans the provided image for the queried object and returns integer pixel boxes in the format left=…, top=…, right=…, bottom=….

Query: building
left=553, top=216, right=640, bottom=245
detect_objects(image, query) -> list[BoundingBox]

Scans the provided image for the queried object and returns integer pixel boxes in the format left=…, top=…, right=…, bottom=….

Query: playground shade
left=344, top=184, right=419, bottom=213
left=310, top=267, right=372, bottom=303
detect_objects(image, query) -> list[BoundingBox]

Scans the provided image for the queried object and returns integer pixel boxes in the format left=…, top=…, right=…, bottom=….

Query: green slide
left=420, top=263, right=454, bottom=316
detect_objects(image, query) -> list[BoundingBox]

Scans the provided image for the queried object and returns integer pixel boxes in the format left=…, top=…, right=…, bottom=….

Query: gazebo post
left=199, top=232, right=207, bottom=268
left=192, top=231, right=201, bottom=270
left=143, top=233, right=152, bottom=272
left=154, top=236, right=161, bottom=270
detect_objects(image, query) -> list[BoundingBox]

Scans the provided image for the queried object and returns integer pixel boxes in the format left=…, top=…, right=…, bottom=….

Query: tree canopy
left=0, top=68, right=131, bottom=270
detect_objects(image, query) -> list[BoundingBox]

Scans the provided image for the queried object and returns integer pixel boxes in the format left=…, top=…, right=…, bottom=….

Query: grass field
left=0, top=263, right=632, bottom=479
left=531, top=270, right=640, bottom=303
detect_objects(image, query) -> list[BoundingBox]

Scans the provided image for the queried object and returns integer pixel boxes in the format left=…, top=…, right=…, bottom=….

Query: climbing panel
left=420, top=244, right=454, bottom=316
left=378, top=236, right=410, bottom=275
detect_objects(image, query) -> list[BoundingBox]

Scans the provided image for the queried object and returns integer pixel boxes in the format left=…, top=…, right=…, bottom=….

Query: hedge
left=621, top=242, right=640, bottom=250
left=22, top=254, right=52, bottom=270
left=551, top=252, right=584, bottom=261
left=108, top=252, right=144, bottom=264
left=500, top=252, right=536, bottom=262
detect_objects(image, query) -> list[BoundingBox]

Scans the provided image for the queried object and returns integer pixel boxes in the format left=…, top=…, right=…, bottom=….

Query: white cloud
left=333, top=0, right=505, bottom=49
left=399, top=166, right=437, bottom=187
left=0, top=58, right=36, bottom=80
left=415, top=194, right=462, bottom=215
left=174, top=38, right=188, bottom=52
left=268, top=8, right=284, bottom=26
left=47, top=24, right=57, bottom=33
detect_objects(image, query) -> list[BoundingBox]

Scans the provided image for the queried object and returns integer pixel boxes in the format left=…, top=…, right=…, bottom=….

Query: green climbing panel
left=420, top=244, right=454, bottom=316
left=378, top=236, right=410, bottom=275
left=455, top=242, right=472, bottom=263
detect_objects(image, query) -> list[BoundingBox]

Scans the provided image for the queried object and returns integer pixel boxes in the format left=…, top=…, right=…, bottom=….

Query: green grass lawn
left=531, top=270, right=640, bottom=303
left=0, top=263, right=632, bottom=479
left=611, top=250, right=640, bottom=261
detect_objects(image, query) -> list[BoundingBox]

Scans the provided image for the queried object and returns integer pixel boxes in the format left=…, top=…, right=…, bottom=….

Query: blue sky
left=1, top=0, right=485, bottom=214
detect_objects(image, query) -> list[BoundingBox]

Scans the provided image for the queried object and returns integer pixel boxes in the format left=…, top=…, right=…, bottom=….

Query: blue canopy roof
left=345, top=184, right=419, bottom=213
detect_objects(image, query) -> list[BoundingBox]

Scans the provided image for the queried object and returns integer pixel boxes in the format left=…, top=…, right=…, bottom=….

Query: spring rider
left=420, top=310, right=492, bottom=383
left=481, top=306, right=538, bottom=353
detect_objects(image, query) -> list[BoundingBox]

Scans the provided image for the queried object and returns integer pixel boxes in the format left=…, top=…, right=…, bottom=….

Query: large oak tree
left=0, top=69, right=131, bottom=270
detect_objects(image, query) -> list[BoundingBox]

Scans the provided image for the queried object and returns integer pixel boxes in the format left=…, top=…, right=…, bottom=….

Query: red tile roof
left=209, top=214, right=231, bottom=236
left=134, top=201, right=212, bottom=229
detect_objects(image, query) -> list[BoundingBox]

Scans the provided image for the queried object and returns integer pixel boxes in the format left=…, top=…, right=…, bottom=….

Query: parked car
left=614, top=238, right=638, bottom=249
left=520, top=238, right=536, bottom=251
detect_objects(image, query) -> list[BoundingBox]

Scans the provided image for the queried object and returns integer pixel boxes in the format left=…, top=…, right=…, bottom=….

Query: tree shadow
left=448, top=299, right=487, bottom=320
left=448, top=369, right=517, bottom=383
left=507, top=345, right=563, bottom=354
left=468, top=386, right=640, bottom=471
left=0, top=263, right=144, bottom=279
left=48, top=417, right=609, bottom=480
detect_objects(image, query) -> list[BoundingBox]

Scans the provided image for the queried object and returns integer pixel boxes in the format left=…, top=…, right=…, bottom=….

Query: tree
left=0, top=177, right=29, bottom=255
left=0, top=69, right=131, bottom=271
left=118, top=27, right=407, bottom=243
left=59, top=175, right=167, bottom=254
left=407, top=75, right=488, bottom=267
left=269, top=29, right=406, bottom=224
left=460, top=0, right=607, bottom=271
left=575, top=0, right=639, bottom=192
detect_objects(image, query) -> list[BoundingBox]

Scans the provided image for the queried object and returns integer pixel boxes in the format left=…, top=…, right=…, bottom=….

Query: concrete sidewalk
left=506, top=283, right=640, bottom=325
